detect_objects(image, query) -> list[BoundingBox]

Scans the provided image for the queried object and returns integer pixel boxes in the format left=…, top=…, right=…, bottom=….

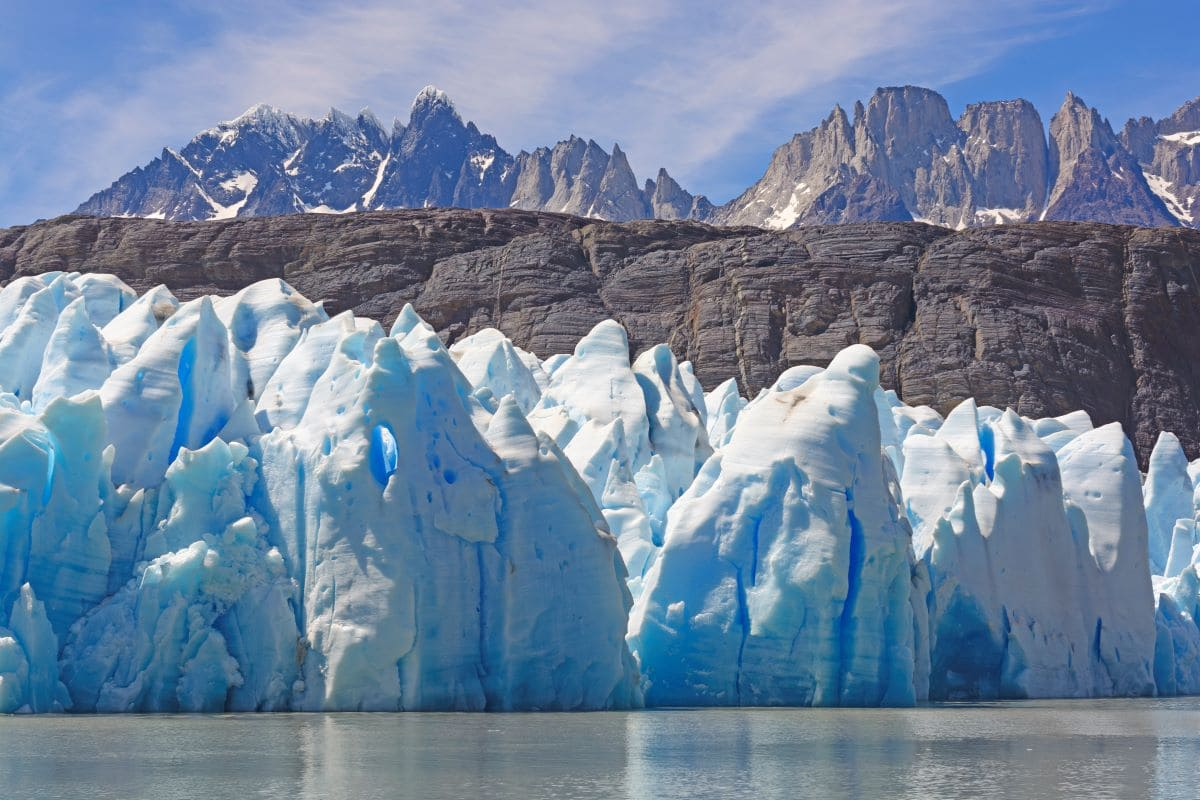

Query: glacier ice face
left=1057, top=425, right=1157, bottom=696
left=253, top=330, right=639, bottom=710
left=32, top=297, right=114, bottom=412
left=0, top=273, right=641, bottom=712
left=449, top=327, right=547, bottom=415
left=1144, top=432, right=1195, bottom=576
left=0, top=394, right=112, bottom=639
left=62, top=438, right=297, bottom=713
left=628, top=346, right=919, bottom=706
left=0, top=270, right=1196, bottom=712
left=526, top=321, right=711, bottom=598
left=99, top=296, right=241, bottom=487
left=102, top=284, right=180, bottom=363
left=909, top=409, right=1157, bottom=700
left=703, top=377, right=744, bottom=450
left=0, top=584, right=70, bottom=713
left=0, top=274, right=80, bottom=401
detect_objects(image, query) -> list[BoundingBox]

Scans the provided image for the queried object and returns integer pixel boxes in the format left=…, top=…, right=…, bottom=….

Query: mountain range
left=76, top=85, right=1200, bottom=230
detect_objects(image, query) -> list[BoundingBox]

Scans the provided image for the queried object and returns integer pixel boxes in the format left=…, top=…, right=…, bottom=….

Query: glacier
left=0, top=271, right=1197, bottom=713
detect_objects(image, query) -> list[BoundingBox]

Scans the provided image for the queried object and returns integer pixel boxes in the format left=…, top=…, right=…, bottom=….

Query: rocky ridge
left=4, top=208, right=1199, bottom=464
left=79, top=86, right=704, bottom=225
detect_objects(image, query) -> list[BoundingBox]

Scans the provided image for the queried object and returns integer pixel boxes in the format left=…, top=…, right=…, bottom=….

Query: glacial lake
left=1, top=698, right=1198, bottom=799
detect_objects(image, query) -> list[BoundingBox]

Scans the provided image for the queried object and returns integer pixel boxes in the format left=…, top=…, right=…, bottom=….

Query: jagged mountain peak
left=609, top=142, right=633, bottom=165
left=323, top=106, right=359, bottom=129
left=872, top=85, right=948, bottom=102
left=322, top=106, right=383, bottom=133
left=827, top=103, right=851, bottom=126
left=1051, top=91, right=1122, bottom=138
left=72, top=84, right=1199, bottom=231
left=212, top=104, right=307, bottom=140
left=1116, top=95, right=1200, bottom=226
left=964, top=97, right=1038, bottom=114
left=227, top=102, right=290, bottom=124
left=411, top=85, right=458, bottom=117
left=863, top=85, right=956, bottom=132
left=1049, top=92, right=1117, bottom=155
left=1046, top=91, right=1176, bottom=227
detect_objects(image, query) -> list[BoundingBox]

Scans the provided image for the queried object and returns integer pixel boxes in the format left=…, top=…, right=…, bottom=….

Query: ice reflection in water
left=0, top=699, right=1197, bottom=799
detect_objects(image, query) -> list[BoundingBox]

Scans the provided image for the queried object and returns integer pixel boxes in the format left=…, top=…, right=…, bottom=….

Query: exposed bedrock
left=3, top=209, right=1198, bottom=464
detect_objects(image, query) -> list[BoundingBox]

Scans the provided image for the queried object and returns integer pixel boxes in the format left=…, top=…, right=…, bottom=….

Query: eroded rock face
left=3, top=208, right=1199, bottom=463
left=956, top=99, right=1048, bottom=224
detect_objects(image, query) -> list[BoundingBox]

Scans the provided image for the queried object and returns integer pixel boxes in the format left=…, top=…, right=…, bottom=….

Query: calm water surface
left=1, top=698, right=1198, bottom=799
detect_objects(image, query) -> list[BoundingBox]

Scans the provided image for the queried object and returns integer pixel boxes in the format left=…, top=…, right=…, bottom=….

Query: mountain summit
left=76, top=86, right=1200, bottom=230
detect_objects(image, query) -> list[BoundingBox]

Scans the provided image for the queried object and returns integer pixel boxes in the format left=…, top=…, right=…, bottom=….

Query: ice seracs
left=62, top=438, right=298, bottom=712
left=0, top=584, right=70, bottom=713
left=253, top=328, right=640, bottom=710
left=0, top=270, right=1196, bottom=711
left=524, top=321, right=711, bottom=597
left=449, top=328, right=547, bottom=415
left=1144, top=432, right=1195, bottom=576
left=0, top=272, right=641, bottom=712
left=906, top=405, right=1157, bottom=700
left=629, top=346, right=920, bottom=706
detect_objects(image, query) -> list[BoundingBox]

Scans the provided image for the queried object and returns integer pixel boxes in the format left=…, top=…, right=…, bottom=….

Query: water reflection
left=0, top=700, right=1196, bottom=799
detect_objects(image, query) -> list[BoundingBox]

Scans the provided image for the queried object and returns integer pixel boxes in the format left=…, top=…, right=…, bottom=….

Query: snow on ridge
left=973, top=207, right=1027, bottom=226
left=1160, top=130, right=1200, bottom=146
left=470, top=152, right=495, bottom=181
left=412, top=84, right=455, bottom=112
left=210, top=172, right=258, bottom=220
left=302, top=202, right=355, bottom=214
left=218, top=171, right=257, bottom=195
left=224, top=102, right=290, bottom=126
left=1146, top=173, right=1195, bottom=224
left=762, top=182, right=810, bottom=229
left=360, top=153, right=391, bottom=209
left=282, top=147, right=302, bottom=174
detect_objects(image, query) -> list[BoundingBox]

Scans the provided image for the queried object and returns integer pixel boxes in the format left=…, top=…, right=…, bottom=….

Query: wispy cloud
left=0, top=0, right=1109, bottom=225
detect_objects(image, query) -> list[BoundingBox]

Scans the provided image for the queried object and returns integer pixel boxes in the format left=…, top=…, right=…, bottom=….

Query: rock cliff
left=3, top=208, right=1198, bottom=463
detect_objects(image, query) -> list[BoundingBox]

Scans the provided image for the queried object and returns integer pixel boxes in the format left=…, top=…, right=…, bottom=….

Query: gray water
left=1, top=699, right=1198, bottom=799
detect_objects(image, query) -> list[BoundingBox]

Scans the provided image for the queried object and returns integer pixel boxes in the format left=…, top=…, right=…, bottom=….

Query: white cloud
left=0, top=0, right=1107, bottom=225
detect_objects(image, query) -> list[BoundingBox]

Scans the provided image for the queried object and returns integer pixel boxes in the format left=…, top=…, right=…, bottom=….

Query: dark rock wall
left=3, top=209, right=1198, bottom=464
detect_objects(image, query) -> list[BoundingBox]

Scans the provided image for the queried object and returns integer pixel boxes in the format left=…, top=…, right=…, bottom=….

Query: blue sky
left=1, top=0, right=1197, bottom=227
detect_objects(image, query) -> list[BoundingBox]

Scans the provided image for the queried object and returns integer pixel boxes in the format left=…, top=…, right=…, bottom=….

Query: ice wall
left=0, top=273, right=640, bottom=712
left=524, top=321, right=711, bottom=597
left=628, top=346, right=920, bottom=706
left=0, top=271, right=1195, bottom=712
